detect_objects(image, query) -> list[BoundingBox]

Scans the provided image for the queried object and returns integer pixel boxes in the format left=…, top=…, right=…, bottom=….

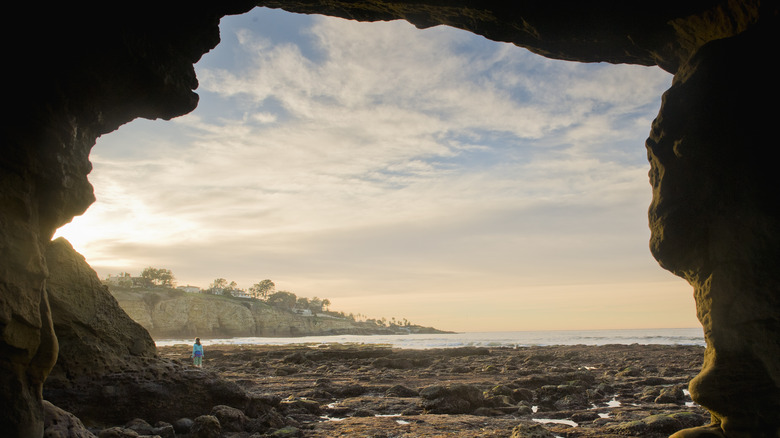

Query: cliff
left=110, top=287, right=448, bottom=339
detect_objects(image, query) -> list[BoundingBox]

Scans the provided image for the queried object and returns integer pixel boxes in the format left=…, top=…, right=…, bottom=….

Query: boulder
left=510, top=421, right=556, bottom=438
left=43, top=400, right=96, bottom=438
left=172, top=418, right=194, bottom=434
left=420, top=384, right=484, bottom=414
left=190, top=415, right=221, bottom=438
left=385, top=384, right=418, bottom=397
left=209, top=405, right=247, bottom=432
left=44, top=238, right=156, bottom=383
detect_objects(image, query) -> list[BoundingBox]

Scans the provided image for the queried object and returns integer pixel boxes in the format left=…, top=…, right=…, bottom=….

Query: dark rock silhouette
left=45, top=238, right=156, bottom=383
left=1, top=1, right=778, bottom=436
left=41, top=239, right=262, bottom=428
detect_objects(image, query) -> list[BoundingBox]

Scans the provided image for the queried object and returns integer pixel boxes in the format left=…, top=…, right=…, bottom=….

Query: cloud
left=56, top=8, right=689, bottom=331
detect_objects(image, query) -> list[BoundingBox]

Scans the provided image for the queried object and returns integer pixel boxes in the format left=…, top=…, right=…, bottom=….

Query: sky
left=54, top=7, right=698, bottom=332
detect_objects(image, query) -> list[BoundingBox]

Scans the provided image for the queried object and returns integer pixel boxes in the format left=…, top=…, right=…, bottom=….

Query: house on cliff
left=105, top=273, right=145, bottom=288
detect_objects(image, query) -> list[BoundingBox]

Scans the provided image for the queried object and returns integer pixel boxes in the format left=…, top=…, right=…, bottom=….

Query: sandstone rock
left=43, top=400, right=96, bottom=438
left=111, top=287, right=399, bottom=338
left=41, top=240, right=257, bottom=428
left=3, top=2, right=780, bottom=436
left=647, top=22, right=780, bottom=435
left=45, top=239, right=156, bottom=383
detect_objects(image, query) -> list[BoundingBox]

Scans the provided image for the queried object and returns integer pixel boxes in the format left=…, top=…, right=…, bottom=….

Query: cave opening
left=54, top=6, right=694, bottom=333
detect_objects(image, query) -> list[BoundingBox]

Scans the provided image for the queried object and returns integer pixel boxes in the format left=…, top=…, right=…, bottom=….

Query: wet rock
left=512, top=388, right=535, bottom=403
left=172, top=417, right=193, bottom=434
left=606, top=413, right=705, bottom=436
left=473, top=407, right=506, bottom=416
left=330, top=383, right=366, bottom=398
left=655, top=384, right=686, bottom=404
left=616, top=366, right=642, bottom=378
left=385, top=384, right=418, bottom=397
left=190, top=415, right=221, bottom=438
left=274, top=366, right=298, bottom=376
left=570, top=411, right=601, bottom=423
left=151, top=422, right=175, bottom=438
left=209, top=405, right=247, bottom=432
left=95, top=428, right=134, bottom=437
left=124, top=418, right=154, bottom=435
left=282, top=352, right=308, bottom=364
left=280, top=398, right=321, bottom=416
left=372, top=357, right=415, bottom=369
left=253, top=408, right=288, bottom=431
left=269, top=426, right=302, bottom=437
left=537, top=384, right=590, bottom=411
left=420, top=384, right=484, bottom=414
left=510, top=421, right=556, bottom=438
left=299, top=388, right=334, bottom=400
left=352, top=409, right=376, bottom=417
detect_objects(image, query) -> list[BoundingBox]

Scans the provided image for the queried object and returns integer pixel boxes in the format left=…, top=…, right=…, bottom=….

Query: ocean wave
left=156, top=327, right=705, bottom=349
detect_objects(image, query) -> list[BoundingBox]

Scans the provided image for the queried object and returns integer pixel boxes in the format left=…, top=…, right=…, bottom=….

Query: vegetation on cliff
left=105, top=267, right=451, bottom=339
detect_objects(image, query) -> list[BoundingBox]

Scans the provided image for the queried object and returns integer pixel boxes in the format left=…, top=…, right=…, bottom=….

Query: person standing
left=191, top=337, right=204, bottom=368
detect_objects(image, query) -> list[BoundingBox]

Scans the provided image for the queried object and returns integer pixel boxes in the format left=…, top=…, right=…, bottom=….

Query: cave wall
left=1, top=1, right=777, bottom=437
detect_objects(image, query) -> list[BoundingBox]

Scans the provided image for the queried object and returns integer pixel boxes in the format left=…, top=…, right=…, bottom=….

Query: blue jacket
left=192, top=343, right=204, bottom=357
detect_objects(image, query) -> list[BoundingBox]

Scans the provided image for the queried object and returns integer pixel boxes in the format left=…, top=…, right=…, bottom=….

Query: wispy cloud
left=56, top=8, right=691, bottom=331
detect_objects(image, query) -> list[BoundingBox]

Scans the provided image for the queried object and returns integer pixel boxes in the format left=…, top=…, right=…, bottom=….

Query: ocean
left=155, top=327, right=705, bottom=349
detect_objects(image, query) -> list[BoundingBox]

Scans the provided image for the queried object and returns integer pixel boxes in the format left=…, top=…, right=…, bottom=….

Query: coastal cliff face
left=112, top=289, right=394, bottom=338
left=2, top=1, right=779, bottom=437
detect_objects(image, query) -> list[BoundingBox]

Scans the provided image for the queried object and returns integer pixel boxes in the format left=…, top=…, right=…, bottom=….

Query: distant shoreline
left=155, top=327, right=705, bottom=349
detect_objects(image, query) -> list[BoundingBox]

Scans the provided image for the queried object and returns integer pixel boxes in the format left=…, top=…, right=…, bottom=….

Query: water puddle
left=533, top=418, right=578, bottom=427
left=606, top=396, right=621, bottom=408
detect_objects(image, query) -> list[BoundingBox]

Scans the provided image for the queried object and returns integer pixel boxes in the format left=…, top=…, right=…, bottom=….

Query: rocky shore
left=53, top=343, right=709, bottom=437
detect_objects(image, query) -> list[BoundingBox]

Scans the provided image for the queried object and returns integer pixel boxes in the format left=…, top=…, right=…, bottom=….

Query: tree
left=296, top=297, right=310, bottom=310
left=208, top=278, right=228, bottom=294
left=321, top=298, right=331, bottom=312
left=309, top=297, right=322, bottom=312
left=267, top=291, right=297, bottom=310
left=249, top=279, right=275, bottom=300
left=140, top=267, right=175, bottom=288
